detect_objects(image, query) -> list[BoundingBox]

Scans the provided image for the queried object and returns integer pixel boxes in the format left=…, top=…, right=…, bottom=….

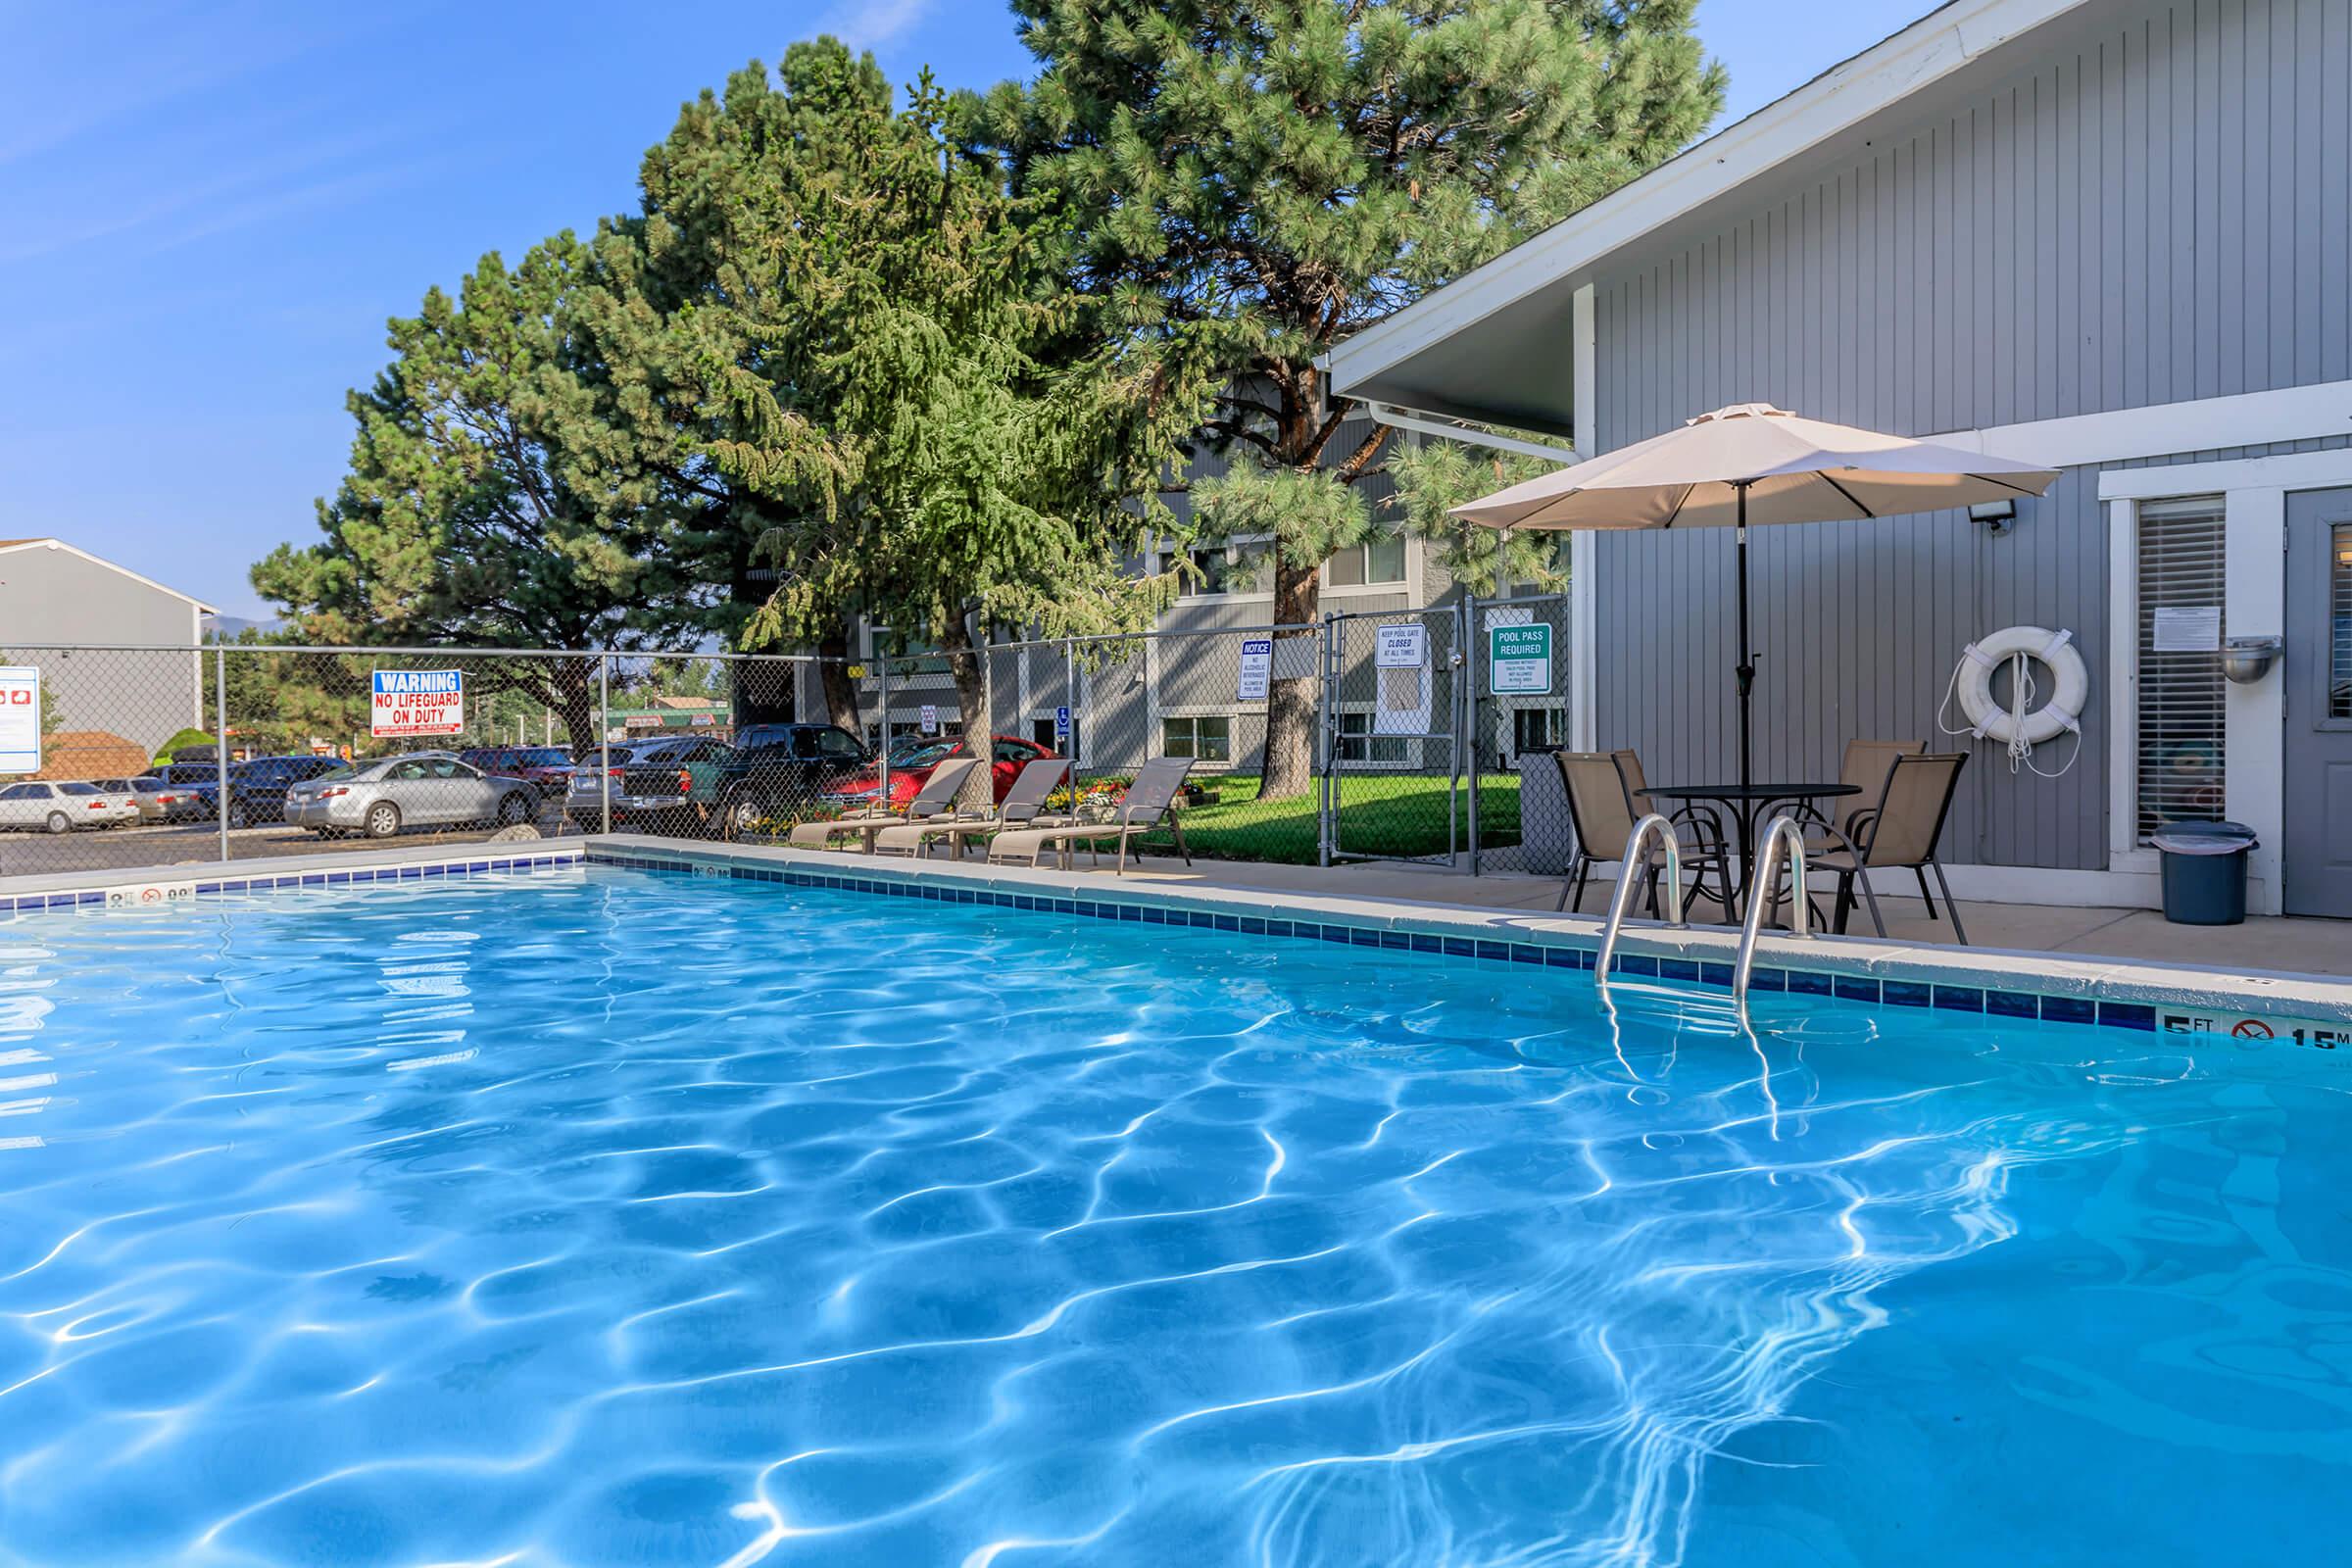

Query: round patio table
left=1635, top=781, right=1860, bottom=918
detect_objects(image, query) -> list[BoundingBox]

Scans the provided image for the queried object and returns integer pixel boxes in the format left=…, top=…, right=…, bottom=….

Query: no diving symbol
left=139, top=887, right=163, bottom=906
left=2230, top=1018, right=2274, bottom=1040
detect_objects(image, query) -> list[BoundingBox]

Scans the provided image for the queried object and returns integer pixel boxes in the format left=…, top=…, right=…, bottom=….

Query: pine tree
left=966, top=0, right=1724, bottom=796
left=583, top=38, right=1208, bottom=793
left=253, top=241, right=699, bottom=746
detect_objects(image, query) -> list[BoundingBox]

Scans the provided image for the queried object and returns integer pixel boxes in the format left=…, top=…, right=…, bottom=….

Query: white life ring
left=1955, top=626, right=2087, bottom=745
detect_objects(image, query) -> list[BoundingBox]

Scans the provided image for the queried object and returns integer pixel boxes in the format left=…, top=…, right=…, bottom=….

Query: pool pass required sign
left=370, top=668, right=466, bottom=739
left=1489, top=624, right=1552, bottom=696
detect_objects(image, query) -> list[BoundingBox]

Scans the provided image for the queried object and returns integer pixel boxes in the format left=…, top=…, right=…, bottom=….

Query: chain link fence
left=1465, top=592, right=1575, bottom=876
left=1, top=616, right=1578, bottom=884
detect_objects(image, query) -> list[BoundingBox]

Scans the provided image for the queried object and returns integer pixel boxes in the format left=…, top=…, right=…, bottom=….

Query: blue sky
left=0, top=0, right=1915, bottom=620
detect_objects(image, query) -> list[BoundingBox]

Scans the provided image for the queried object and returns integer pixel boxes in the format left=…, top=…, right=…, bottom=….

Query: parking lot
left=0, top=800, right=583, bottom=879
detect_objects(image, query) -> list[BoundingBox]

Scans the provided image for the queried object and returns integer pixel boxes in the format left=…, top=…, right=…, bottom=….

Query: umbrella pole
left=1735, top=480, right=1753, bottom=794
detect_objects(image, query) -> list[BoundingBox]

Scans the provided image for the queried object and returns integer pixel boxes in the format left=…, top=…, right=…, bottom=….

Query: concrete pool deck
left=1044, top=854, right=2352, bottom=981
left=4, top=833, right=2344, bottom=1012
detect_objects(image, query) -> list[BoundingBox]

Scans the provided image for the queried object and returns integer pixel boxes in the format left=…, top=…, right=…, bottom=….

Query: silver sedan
left=285, top=753, right=540, bottom=839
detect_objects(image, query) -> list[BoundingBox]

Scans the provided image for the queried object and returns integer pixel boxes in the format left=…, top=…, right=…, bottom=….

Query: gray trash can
left=2150, top=820, right=2257, bottom=925
left=1513, top=747, right=1572, bottom=876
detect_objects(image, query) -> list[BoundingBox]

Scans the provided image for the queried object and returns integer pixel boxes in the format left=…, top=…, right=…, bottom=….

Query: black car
left=711, top=723, right=871, bottom=836
left=216, top=755, right=347, bottom=827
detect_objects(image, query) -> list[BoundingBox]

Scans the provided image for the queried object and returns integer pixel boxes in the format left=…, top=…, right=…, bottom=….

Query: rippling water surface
left=2, top=867, right=2349, bottom=1566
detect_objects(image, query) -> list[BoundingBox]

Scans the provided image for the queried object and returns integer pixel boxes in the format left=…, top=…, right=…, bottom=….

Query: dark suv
left=216, top=755, right=347, bottom=827
left=714, top=724, right=870, bottom=836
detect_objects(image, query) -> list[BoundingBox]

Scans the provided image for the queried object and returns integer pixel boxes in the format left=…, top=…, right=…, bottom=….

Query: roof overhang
left=1327, top=0, right=2098, bottom=435
left=0, top=537, right=218, bottom=612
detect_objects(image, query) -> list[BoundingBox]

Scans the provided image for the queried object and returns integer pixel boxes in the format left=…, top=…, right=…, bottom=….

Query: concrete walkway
left=1086, top=855, right=2352, bottom=980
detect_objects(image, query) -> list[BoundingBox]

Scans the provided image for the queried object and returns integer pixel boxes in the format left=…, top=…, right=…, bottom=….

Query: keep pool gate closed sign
left=370, top=669, right=466, bottom=739
left=0, top=666, right=40, bottom=774
left=1489, top=624, right=1552, bottom=696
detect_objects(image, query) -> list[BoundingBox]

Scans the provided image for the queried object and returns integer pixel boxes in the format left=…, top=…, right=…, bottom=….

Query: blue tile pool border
left=580, top=846, right=2341, bottom=1040
left=0, top=848, right=583, bottom=914
left=10, top=838, right=2340, bottom=1045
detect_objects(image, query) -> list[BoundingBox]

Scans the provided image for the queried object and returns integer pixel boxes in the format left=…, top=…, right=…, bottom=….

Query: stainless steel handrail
left=1733, top=815, right=1814, bottom=1008
left=1592, top=813, right=1685, bottom=1000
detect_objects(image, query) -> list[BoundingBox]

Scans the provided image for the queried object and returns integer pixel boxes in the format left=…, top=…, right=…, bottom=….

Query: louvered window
left=2331, top=523, right=2352, bottom=721
left=2134, top=496, right=2228, bottom=841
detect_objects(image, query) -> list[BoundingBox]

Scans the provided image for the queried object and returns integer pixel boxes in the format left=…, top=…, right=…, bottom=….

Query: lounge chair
left=1800, top=751, right=1971, bottom=942
left=871, top=756, right=1073, bottom=858
left=786, top=755, right=981, bottom=853
left=1554, top=750, right=1734, bottom=919
left=984, top=757, right=1194, bottom=874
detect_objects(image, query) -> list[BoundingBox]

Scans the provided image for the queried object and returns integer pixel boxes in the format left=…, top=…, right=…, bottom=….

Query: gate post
left=597, top=652, right=612, bottom=835
left=1315, top=613, right=1334, bottom=868
left=214, top=640, right=229, bottom=864
left=1464, top=590, right=1480, bottom=877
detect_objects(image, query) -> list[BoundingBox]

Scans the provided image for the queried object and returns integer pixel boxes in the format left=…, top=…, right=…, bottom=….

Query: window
left=1161, top=715, right=1231, bottom=761
left=1511, top=708, right=1562, bottom=757
left=0, top=784, right=37, bottom=800
left=1163, top=546, right=1266, bottom=596
left=2135, top=496, right=2228, bottom=841
left=2332, top=523, right=2352, bottom=720
left=1327, top=531, right=1407, bottom=588
left=1335, top=710, right=1407, bottom=764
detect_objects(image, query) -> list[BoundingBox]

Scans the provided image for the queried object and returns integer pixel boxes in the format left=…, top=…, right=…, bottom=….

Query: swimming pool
left=2, top=863, right=2347, bottom=1565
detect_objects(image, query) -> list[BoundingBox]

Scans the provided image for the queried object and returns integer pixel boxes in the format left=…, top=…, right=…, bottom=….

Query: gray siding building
left=0, top=538, right=213, bottom=760
left=1332, top=0, right=2352, bottom=918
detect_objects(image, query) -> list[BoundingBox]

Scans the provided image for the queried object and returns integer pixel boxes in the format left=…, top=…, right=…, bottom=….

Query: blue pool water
left=2, top=866, right=2348, bottom=1566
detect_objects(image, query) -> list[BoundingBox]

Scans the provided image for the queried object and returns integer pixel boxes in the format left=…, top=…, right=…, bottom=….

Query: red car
left=461, top=746, right=576, bottom=790
left=821, top=734, right=1057, bottom=809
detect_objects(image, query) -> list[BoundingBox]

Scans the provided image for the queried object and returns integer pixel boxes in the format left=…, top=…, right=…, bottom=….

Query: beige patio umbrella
left=1450, top=403, right=2059, bottom=789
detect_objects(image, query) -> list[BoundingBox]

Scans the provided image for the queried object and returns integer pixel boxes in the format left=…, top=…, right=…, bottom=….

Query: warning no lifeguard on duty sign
left=370, top=669, right=466, bottom=739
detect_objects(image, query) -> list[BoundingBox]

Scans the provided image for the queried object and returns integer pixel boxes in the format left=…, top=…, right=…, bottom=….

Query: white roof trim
left=1328, top=0, right=2092, bottom=394
left=0, top=538, right=219, bottom=612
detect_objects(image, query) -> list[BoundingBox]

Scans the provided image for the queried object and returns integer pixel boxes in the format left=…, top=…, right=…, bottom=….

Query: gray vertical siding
left=1589, top=0, right=2352, bottom=868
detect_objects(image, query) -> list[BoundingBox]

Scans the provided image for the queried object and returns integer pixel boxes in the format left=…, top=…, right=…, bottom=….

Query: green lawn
left=1137, top=772, right=1523, bottom=864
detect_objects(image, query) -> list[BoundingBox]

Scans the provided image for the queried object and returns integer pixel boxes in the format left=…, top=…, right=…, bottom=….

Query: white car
left=0, top=780, right=142, bottom=833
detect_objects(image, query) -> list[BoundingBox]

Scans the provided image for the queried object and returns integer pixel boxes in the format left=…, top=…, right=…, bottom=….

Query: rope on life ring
left=1937, top=625, right=2088, bottom=778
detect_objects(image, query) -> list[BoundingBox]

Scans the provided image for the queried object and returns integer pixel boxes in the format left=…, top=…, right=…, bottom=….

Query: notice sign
left=2152, top=606, right=2222, bottom=653
left=0, top=666, right=39, bottom=774
left=1236, top=638, right=1272, bottom=701
left=1490, top=623, right=1553, bottom=695
left=920, top=704, right=940, bottom=735
left=1375, top=623, right=1427, bottom=669
left=370, top=668, right=466, bottom=739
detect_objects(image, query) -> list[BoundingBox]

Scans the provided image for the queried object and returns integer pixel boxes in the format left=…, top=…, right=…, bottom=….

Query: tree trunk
left=816, top=623, right=861, bottom=733
left=1260, top=554, right=1322, bottom=800
left=937, top=612, right=995, bottom=812
left=548, top=658, right=603, bottom=761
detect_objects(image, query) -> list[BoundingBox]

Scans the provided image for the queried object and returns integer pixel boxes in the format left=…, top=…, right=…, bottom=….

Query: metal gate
left=1317, top=604, right=1468, bottom=865
left=1463, top=591, right=1574, bottom=876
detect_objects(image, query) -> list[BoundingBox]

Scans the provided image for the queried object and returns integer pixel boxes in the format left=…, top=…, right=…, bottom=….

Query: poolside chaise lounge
left=786, top=755, right=981, bottom=853
left=871, top=756, right=1074, bottom=859
left=984, top=757, right=1193, bottom=875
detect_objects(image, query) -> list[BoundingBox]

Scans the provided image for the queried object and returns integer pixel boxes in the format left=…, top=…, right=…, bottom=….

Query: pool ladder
left=1592, top=814, right=1685, bottom=1002
left=1592, top=812, right=1814, bottom=1012
left=1734, top=817, right=1814, bottom=1009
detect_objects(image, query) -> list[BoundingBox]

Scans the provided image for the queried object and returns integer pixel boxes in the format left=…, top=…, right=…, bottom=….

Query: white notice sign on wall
left=2151, top=606, right=2222, bottom=653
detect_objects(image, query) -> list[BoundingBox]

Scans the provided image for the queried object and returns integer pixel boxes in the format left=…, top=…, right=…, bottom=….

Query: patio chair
left=984, top=757, right=1194, bottom=874
left=871, top=756, right=1073, bottom=858
left=1791, top=738, right=1924, bottom=847
left=1802, top=751, right=1971, bottom=943
left=1554, top=750, right=1734, bottom=919
left=786, top=755, right=981, bottom=853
